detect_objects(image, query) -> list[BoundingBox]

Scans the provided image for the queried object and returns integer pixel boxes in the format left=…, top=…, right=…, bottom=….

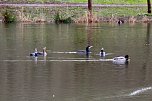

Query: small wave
left=48, top=51, right=77, bottom=54
left=47, top=59, right=102, bottom=62
left=98, top=87, right=152, bottom=100
left=3, top=60, right=33, bottom=62
left=2, top=59, right=113, bottom=62
left=129, top=87, right=152, bottom=96
left=47, top=57, right=94, bottom=60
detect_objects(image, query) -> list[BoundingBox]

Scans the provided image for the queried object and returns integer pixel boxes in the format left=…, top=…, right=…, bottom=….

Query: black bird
left=77, top=46, right=93, bottom=55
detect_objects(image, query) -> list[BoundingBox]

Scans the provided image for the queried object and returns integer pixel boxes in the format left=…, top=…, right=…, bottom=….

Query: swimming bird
left=86, top=46, right=93, bottom=54
left=37, top=47, right=47, bottom=56
left=112, top=55, right=129, bottom=65
left=118, top=19, right=124, bottom=25
left=77, top=46, right=93, bottom=55
left=30, top=48, right=38, bottom=57
left=100, top=48, right=106, bottom=57
left=30, top=47, right=47, bottom=57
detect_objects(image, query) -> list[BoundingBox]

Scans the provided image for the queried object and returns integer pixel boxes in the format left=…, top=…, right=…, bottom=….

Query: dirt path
left=0, top=3, right=147, bottom=7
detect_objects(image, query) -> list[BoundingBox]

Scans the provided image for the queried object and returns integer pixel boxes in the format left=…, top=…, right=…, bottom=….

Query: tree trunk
left=88, top=0, right=92, bottom=23
left=147, top=0, right=151, bottom=13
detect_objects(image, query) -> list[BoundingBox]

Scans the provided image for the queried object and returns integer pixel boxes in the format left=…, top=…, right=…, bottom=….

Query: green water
left=0, top=22, right=152, bottom=101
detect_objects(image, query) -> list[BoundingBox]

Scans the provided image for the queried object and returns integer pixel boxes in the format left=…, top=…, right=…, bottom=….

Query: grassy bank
left=0, top=0, right=147, bottom=4
left=0, top=5, right=150, bottom=23
left=0, top=0, right=149, bottom=23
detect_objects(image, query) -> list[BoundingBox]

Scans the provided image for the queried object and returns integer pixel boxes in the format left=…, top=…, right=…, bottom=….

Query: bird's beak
left=89, top=46, right=93, bottom=48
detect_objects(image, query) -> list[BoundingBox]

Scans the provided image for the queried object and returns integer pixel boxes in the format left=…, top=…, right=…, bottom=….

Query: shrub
left=54, top=12, right=73, bottom=24
left=2, top=9, right=16, bottom=23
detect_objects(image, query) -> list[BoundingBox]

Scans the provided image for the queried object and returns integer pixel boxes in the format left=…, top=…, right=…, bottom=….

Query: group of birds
left=30, top=46, right=129, bottom=65
left=86, top=46, right=129, bottom=64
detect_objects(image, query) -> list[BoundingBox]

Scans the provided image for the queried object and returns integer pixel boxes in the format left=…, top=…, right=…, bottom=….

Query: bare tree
left=147, top=0, right=151, bottom=13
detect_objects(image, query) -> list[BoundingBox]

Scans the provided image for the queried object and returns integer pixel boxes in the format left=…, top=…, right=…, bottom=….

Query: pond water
left=0, top=22, right=152, bottom=101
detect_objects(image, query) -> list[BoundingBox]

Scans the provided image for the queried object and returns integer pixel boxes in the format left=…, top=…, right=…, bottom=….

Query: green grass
left=1, top=0, right=147, bottom=4
left=97, top=7, right=147, bottom=17
left=61, top=0, right=146, bottom=4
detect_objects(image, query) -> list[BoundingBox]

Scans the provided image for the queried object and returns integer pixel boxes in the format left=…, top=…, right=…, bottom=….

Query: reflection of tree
left=143, top=23, right=151, bottom=67
left=86, top=24, right=93, bottom=46
left=86, top=24, right=93, bottom=58
left=146, top=23, right=151, bottom=45
left=142, top=23, right=151, bottom=82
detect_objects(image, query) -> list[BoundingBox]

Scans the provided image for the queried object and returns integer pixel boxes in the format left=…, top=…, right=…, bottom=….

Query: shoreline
left=0, top=3, right=151, bottom=23
left=1, top=16, right=151, bottom=23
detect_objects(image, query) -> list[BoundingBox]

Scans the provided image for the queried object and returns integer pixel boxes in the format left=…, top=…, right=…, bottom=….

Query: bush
left=2, top=9, right=16, bottom=23
left=54, top=12, right=73, bottom=24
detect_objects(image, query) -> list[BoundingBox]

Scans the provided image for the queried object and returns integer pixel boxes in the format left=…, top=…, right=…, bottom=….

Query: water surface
left=0, top=23, right=152, bottom=101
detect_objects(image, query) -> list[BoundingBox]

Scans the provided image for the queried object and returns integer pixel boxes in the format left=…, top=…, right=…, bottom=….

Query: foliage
left=143, top=13, right=152, bottom=16
left=2, top=9, right=16, bottom=23
left=54, top=11, right=72, bottom=24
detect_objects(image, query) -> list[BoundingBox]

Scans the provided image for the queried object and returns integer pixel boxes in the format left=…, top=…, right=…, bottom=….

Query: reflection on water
left=0, top=23, right=152, bottom=101
left=145, top=23, right=151, bottom=45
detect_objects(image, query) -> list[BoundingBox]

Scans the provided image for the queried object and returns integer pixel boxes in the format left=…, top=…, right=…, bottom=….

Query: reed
left=128, top=16, right=136, bottom=23
left=141, top=16, right=150, bottom=23
left=74, top=11, right=99, bottom=23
